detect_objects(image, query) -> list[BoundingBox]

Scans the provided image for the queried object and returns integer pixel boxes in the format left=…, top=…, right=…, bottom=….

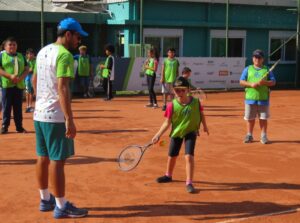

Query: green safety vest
left=245, top=65, right=269, bottom=101
left=78, top=55, right=90, bottom=77
left=145, top=58, right=155, bottom=76
left=164, top=58, right=179, bottom=83
left=170, top=97, right=201, bottom=138
left=1, top=52, right=26, bottom=89
left=102, top=56, right=112, bottom=78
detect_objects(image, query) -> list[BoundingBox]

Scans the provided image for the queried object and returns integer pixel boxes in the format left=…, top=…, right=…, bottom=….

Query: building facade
left=106, top=0, right=298, bottom=86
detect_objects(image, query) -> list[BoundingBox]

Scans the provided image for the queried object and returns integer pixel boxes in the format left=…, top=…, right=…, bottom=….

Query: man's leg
left=36, top=156, right=50, bottom=191
left=50, top=160, right=66, bottom=198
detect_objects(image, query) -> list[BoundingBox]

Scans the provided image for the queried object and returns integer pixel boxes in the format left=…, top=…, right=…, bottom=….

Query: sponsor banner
left=126, top=57, right=246, bottom=91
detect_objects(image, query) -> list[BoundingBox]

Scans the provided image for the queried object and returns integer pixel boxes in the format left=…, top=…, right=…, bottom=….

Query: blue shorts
left=25, top=80, right=34, bottom=94
left=34, top=121, right=74, bottom=160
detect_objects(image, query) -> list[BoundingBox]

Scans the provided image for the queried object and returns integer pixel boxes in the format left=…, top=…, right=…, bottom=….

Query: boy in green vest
left=74, top=45, right=92, bottom=98
left=25, top=48, right=36, bottom=113
left=0, top=37, right=29, bottom=134
left=161, top=48, right=180, bottom=111
left=240, top=49, right=276, bottom=144
left=100, top=44, right=115, bottom=101
left=152, top=76, right=209, bottom=193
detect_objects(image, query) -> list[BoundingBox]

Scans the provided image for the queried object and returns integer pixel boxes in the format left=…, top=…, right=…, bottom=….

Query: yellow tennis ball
left=159, top=140, right=166, bottom=147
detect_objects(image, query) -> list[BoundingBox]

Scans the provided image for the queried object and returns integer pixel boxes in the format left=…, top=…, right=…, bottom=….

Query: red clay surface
left=0, top=90, right=300, bottom=223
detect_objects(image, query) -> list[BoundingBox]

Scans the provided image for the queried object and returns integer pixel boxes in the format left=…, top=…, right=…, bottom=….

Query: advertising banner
left=125, top=57, right=246, bottom=91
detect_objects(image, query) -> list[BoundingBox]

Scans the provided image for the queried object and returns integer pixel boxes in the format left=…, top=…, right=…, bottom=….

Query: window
left=269, top=31, right=296, bottom=63
left=210, top=30, right=246, bottom=57
left=144, top=28, right=183, bottom=57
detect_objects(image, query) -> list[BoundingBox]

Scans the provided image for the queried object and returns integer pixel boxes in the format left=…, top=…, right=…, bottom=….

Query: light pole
left=140, top=0, right=143, bottom=57
left=225, top=0, right=229, bottom=57
left=296, top=0, right=300, bottom=87
left=41, top=0, right=44, bottom=48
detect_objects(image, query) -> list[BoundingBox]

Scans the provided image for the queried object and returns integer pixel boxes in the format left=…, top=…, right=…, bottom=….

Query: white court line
left=216, top=208, right=300, bottom=223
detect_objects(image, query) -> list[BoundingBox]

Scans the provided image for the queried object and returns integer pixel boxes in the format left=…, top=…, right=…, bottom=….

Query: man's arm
left=58, top=77, right=76, bottom=139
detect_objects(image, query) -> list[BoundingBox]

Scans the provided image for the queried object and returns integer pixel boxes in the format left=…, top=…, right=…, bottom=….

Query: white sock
left=39, top=189, right=50, bottom=201
left=55, top=197, right=67, bottom=209
left=261, top=132, right=267, bottom=138
left=247, top=132, right=252, bottom=136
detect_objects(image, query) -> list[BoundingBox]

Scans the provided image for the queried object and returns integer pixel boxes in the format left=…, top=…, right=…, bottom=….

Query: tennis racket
left=260, top=59, right=280, bottom=80
left=190, top=89, right=207, bottom=102
left=93, top=75, right=102, bottom=88
left=118, top=142, right=153, bottom=171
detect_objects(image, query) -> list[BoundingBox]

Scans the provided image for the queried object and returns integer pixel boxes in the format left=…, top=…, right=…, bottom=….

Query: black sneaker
left=16, top=127, right=27, bottom=133
left=162, top=105, right=167, bottom=111
left=156, top=175, right=172, bottom=183
left=186, top=184, right=196, bottom=193
left=0, top=127, right=8, bottom=134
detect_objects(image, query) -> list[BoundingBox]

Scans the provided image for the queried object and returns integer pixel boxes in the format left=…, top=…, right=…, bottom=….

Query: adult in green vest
left=144, top=48, right=159, bottom=108
left=74, top=45, right=92, bottom=98
left=240, top=49, right=276, bottom=144
left=152, top=76, right=209, bottom=193
left=0, top=37, right=29, bottom=134
left=100, top=44, right=115, bottom=101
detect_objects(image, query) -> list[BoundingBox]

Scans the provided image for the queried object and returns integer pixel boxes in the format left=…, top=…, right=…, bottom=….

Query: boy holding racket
left=161, top=48, right=180, bottom=111
left=240, top=49, right=276, bottom=144
left=152, top=76, right=209, bottom=193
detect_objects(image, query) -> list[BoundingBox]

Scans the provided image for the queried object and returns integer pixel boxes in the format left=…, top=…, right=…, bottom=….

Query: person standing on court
left=240, top=49, right=276, bottom=144
left=74, top=45, right=92, bottom=98
left=0, top=37, right=29, bottom=134
left=161, top=48, right=180, bottom=111
left=32, top=17, right=88, bottom=218
left=144, top=48, right=159, bottom=108
left=100, top=44, right=115, bottom=101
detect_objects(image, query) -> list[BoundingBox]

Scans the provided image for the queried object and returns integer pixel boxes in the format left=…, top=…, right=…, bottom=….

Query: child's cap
left=252, top=49, right=264, bottom=58
left=182, top=67, right=191, bottom=74
left=173, top=76, right=190, bottom=88
left=79, top=45, right=87, bottom=50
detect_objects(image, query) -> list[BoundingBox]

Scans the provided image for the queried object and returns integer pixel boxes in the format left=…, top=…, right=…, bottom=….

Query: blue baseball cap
left=252, top=49, right=264, bottom=58
left=58, top=17, right=88, bottom=37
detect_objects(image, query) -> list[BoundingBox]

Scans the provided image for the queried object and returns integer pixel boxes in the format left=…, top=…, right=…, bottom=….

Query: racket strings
left=118, top=146, right=142, bottom=171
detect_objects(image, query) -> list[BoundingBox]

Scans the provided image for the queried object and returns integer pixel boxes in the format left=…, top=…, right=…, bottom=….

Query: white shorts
left=162, top=83, right=174, bottom=94
left=244, top=104, right=270, bottom=120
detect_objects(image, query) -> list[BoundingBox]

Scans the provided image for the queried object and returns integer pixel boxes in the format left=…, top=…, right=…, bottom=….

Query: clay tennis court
left=0, top=90, right=300, bottom=223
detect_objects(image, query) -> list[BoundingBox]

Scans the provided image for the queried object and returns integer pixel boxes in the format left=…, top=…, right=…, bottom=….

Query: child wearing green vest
left=161, top=48, right=180, bottom=111
left=25, top=48, right=36, bottom=113
left=74, top=45, right=92, bottom=98
left=0, top=37, right=29, bottom=134
left=152, top=76, right=209, bottom=193
left=144, top=48, right=159, bottom=108
left=240, top=49, right=276, bottom=144
left=100, top=44, right=115, bottom=101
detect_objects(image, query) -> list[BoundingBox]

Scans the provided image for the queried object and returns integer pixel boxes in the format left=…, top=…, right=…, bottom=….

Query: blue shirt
left=240, top=66, right=276, bottom=106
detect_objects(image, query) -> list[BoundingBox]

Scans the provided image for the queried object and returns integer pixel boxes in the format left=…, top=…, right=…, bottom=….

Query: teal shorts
left=34, top=121, right=74, bottom=160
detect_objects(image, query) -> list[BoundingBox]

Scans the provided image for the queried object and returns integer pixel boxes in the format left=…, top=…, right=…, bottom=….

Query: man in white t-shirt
left=32, top=17, right=88, bottom=219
